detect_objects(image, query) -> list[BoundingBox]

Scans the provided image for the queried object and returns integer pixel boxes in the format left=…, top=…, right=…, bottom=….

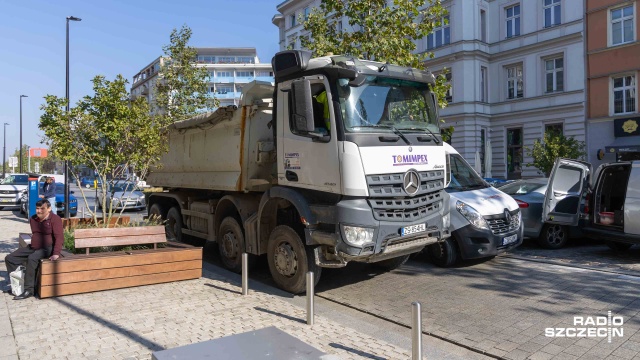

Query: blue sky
left=0, top=0, right=281, bottom=159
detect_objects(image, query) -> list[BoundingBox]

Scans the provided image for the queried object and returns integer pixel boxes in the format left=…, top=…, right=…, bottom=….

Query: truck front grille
left=366, top=170, right=444, bottom=222
left=485, top=209, right=520, bottom=235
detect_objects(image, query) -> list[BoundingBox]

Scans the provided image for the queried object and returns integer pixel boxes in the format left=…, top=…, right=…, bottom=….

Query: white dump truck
left=146, top=50, right=451, bottom=293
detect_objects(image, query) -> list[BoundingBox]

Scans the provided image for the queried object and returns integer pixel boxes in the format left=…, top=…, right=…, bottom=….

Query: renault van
left=543, top=159, right=640, bottom=250
left=426, top=144, right=524, bottom=266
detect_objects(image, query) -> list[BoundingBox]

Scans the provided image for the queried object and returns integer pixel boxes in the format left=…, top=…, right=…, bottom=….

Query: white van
left=543, top=159, right=640, bottom=250
left=426, top=143, right=523, bottom=266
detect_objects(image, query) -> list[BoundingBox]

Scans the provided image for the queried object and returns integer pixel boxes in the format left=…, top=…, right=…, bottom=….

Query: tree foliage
left=39, top=75, right=163, bottom=226
left=154, top=25, right=216, bottom=120
left=301, top=0, right=451, bottom=108
left=525, top=131, right=587, bottom=177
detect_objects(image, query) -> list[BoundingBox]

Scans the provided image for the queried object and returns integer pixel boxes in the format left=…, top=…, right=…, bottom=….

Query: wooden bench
left=37, top=225, right=202, bottom=298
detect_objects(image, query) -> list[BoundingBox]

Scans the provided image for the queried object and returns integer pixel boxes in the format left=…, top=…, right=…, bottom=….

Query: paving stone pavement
left=0, top=209, right=487, bottom=360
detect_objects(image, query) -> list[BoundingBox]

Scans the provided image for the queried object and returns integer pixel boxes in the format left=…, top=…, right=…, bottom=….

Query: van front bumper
left=453, top=223, right=523, bottom=260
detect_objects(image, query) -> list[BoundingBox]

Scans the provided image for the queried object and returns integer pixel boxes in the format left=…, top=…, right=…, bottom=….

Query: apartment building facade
left=273, top=0, right=586, bottom=179
left=586, top=0, right=640, bottom=167
left=131, top=48, right=274, bottom=109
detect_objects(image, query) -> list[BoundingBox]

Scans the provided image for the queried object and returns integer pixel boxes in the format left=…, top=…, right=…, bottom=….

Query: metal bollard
left=412, top=302, right=422, bottom=360
left=80, top=208, right=84, bottom=218
left=241, top=253, right=249, bottom=295
left=306, top=271, right=314, bottom=325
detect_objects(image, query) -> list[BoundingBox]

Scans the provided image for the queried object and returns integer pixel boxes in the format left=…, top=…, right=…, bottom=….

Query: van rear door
left=625, top=161, right=640, bottom=235
left=543, top=158, right=591, bottom=226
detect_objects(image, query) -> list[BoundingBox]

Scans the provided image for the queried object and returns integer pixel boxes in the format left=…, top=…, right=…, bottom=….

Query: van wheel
left=606, top=241, right=633, bottom=251
left=427, top=238, right=458, bottom=267
left=166, top=207, right=183, bottom=242
left=218, top=217, right=256, bottom=273
left=373, top=254, right=410, bottom=270
left=537, top=224, right=568, bottom=249
left=267, top=225, right=320, bottom=294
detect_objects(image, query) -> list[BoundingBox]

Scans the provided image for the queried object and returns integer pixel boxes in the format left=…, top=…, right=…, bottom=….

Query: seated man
left=4, top=199, right=63, bottom=300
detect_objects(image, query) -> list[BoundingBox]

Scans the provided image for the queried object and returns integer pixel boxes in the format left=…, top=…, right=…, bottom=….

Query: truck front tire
left=267, top=225, right=321, bottom=294
left=166, top=207, right=183, bottom=242
left=218, top=217, right=256, bottom=273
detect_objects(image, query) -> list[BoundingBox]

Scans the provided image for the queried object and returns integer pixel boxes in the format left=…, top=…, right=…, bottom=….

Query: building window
left=445, top=73, right=453, bottom=103
left=507, top=128, right=523, bottom=180
left=611, top=5, right=634, bottom=46
left=506, top=5, right=521, bottom=38
left=336, top=19, right=343, bottom=32
left=427, top=16, right=450, bottom=50
left=480, top=66, right=488, bottom=102
left=304, top=7, right=310, bottom=21
left=480, top=10, right=487, bottom=42
left=218, top=57, right=235, bottom=64
left=613, top=75, right=636, bottom=114
left=543, top=0, right=561, bottom=28
left=216, top=86, right=233, bottom=94
left=217, top=71, right=232, bottom=78
left=257, top=71, right=273, bottom=77
left=545, top=57, right=564, bottom=93
left=506, top=64, right=523, bottom=99
left=237, top=57, right=254, bottom=64
left=290, top=13, right=296, bottom=28
left=545, top=123, right=563, bottom=135
left=236, top=71, right=254, bottom=77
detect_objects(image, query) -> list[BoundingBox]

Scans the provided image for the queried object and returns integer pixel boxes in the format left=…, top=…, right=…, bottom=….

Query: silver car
left=98, top=182, right=146, bottom=211
left=498, top=179, right=582, bottom=249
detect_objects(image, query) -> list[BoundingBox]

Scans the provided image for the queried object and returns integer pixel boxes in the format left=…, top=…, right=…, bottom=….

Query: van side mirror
left=291, top=79, right=315, bottom=133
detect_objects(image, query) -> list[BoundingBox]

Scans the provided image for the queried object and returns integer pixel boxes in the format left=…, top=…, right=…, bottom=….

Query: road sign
left=34, top=162, right=40, bottom=173
left=8, top=157, right=17, bottom=167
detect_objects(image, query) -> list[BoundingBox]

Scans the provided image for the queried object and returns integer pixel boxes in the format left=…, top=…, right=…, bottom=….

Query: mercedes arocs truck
left=146, top=50, right=451, bottom=293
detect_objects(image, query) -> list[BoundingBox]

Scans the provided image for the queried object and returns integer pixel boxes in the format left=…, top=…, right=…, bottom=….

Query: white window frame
left=544, top=56, right=564, bottom=93
left=543, top=0, right=561, bottom=28
left=609, top=4, right=635, bottom=46
left=505, top=4, right=521, bottom=38
left=611, top=74, right=637, bottom=115
left=505, top=64, right=524, bottom=100
left=427, top=16, right=450, bottom=50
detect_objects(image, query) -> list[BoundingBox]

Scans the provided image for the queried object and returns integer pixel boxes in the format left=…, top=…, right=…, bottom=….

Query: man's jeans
left=47, top=197, right=57, bottom=214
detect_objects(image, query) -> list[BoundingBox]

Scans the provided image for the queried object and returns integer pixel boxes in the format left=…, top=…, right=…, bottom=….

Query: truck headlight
left=456, top=200, right=489, bottom=230
left=342, top=225, right=375, bottom=246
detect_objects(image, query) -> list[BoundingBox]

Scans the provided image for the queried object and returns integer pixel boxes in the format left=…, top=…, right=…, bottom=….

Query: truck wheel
left=267, top=225, right=321, bottom=294
left=166, top=207, right=183, bottom=242
left=373, top=254, right=410, bottom=270
left=427, top=238, right=458, bottom=267
left=218, top=217, right=256, bottom=273
left=148, top=203, right=164, bottom=221
left=537, top=224, right=568, bottom=249
left=606, top=241, right=633, bottom=251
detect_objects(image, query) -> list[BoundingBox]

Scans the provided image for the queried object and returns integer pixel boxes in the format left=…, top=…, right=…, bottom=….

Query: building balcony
left=212, top=92, right=239, bottom=99
left=213, top=77, right=235, bottom=83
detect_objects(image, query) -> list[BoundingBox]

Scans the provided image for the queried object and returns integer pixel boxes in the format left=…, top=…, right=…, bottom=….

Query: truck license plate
left=503, top=234, right=518, bottom=245
left=402, top=224, right=426, bottom=236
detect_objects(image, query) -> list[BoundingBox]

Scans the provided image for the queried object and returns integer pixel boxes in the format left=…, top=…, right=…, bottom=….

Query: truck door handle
left=285, top=171, right=298, bottom=182
left=378, top=136, right=399, bottom=142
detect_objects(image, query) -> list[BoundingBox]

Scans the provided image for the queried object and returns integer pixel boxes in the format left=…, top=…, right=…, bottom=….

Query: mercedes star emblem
left=403, top=170, right=420, bottom=195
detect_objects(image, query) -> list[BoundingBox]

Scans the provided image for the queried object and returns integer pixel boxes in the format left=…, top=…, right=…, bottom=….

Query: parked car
left=498, top=178, right=582, bottom=249
left=425, top=143, right=523, bottom=267
left=544, top=158, right=640, bottom=251
left=0, top=174, right=29, bottom=209
left=80, top=177, right=103, bottom=188
left=20, top=182, right=77, bottom=217
left=97, top=182, right=145, bottom=211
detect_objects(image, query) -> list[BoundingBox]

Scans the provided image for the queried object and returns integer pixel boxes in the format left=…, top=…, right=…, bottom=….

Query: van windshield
left=446, top=154, right=487, bottom=192
left=1, top=175, right=28, bottom=185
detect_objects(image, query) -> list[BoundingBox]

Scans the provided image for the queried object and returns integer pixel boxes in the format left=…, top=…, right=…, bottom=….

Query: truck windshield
left=1, top=175, right=28, bottom=185
left=446, top=154, right=488, bottom=192
left=337, top=76, right=439, bottom=134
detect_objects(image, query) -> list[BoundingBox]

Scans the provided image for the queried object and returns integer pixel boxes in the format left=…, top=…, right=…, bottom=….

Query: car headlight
left=342, top=225, right=375, bottom=246
left=456, top=200, right=489, bottom=230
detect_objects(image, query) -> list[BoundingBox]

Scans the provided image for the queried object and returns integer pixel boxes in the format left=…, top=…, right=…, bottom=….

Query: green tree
left=300, top=0, right=450, bottom=108
left=154, top=25, right=216, bottom=120
left=39, top=75, right=165, bottom=226
left=525, top=132, right=587, bottom=177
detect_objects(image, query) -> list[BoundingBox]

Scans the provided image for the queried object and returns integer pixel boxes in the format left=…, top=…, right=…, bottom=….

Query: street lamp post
left=65, top=15, right=81, bottom=219
left=3, top=123, right=8, bottom=179
left=19, top=95, right=27, bottom=173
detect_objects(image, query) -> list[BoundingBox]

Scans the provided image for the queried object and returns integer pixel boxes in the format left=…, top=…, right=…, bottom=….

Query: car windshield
left=338, top=76, right=439, bottom=134
left=111, top=183, right=139, bottom=192
left=446, top=154, right=487, bottom=192
left=499, top=181, right=547, bottom=195
left=1, top=175, right=28, bottom=185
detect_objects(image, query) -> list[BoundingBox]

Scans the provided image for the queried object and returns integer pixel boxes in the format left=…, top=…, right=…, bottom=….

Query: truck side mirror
left=291, top=79, right=315, bottom=133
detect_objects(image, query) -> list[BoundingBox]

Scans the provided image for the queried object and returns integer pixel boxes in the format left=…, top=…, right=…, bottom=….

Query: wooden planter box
left=62, top=216, right=130, bottom=230
left=37, top=225, right=202, bottom=298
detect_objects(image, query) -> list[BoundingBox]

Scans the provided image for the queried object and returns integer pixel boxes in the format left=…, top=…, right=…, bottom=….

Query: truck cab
left=543, top=158, right=640, bottom=250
